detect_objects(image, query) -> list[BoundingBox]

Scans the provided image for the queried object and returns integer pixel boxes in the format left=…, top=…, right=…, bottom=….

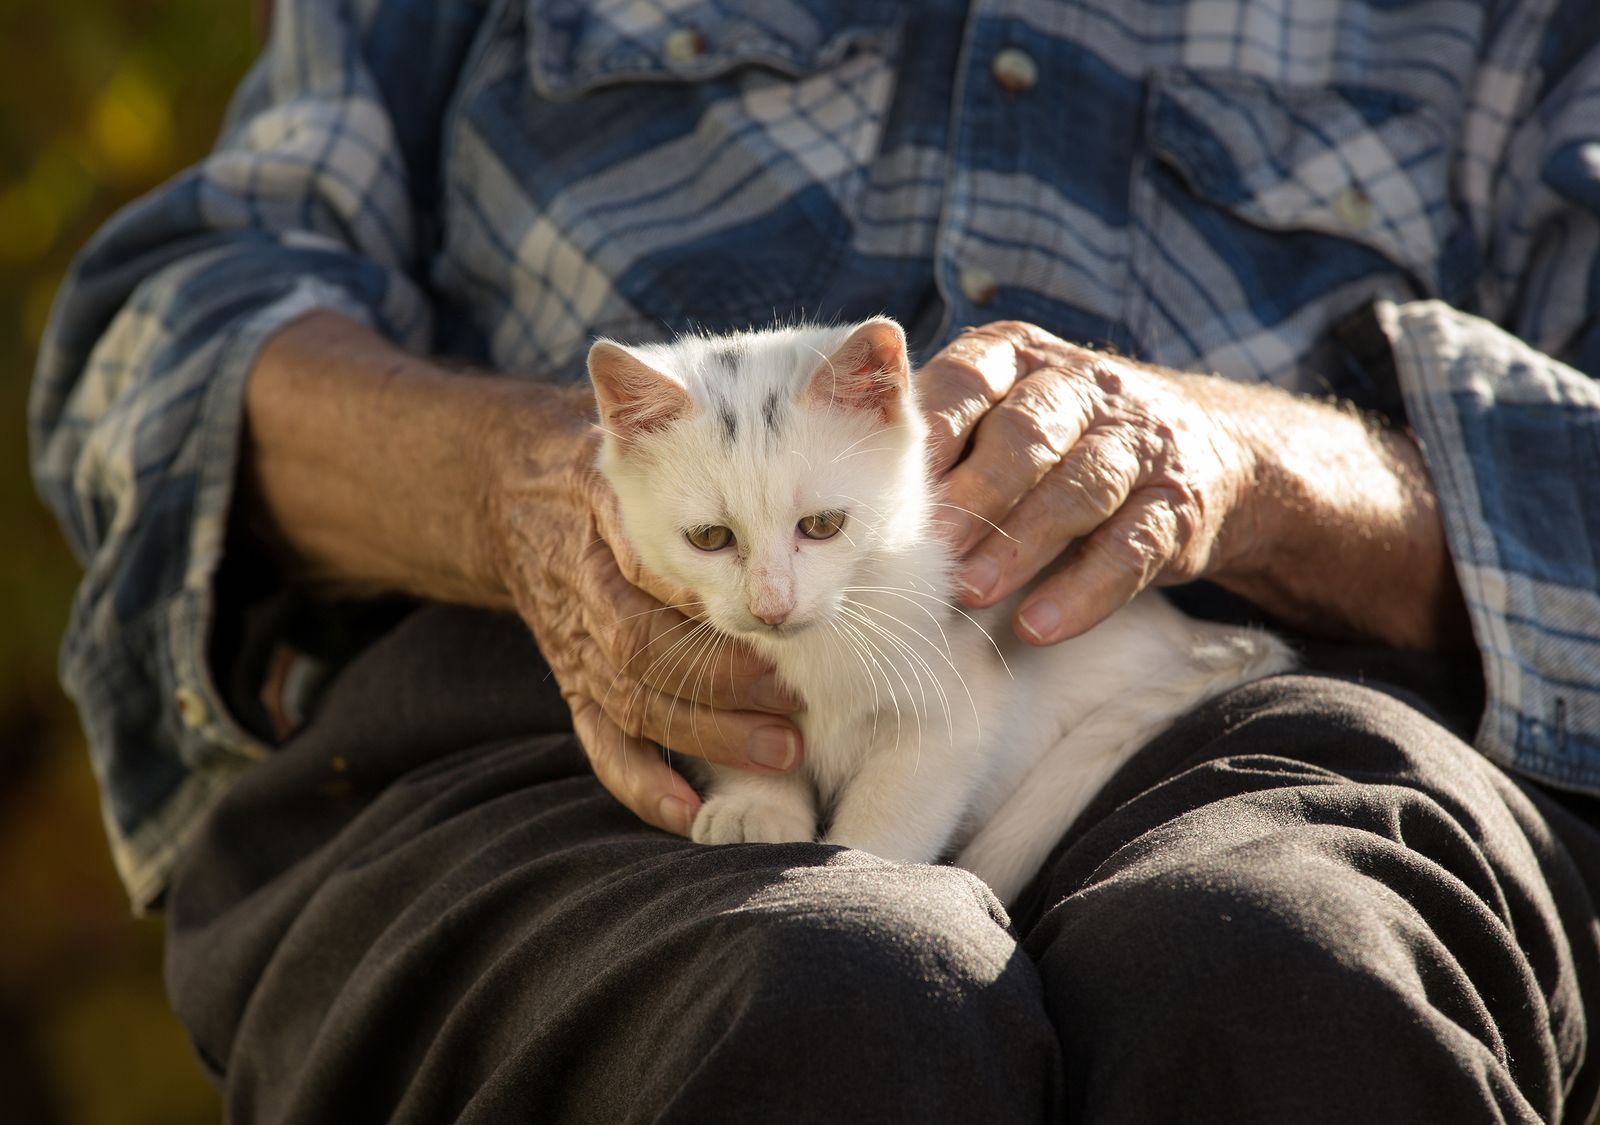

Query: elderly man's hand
left=917, top=319, right=1470, bottom=654
left=246, top=311, right=801, bottom=839
left=480, top=391, right=803, bottom=836
left=920, top=321, right=1257, bottom=645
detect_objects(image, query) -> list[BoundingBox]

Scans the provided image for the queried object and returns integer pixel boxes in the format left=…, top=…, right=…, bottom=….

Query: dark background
left=2, top=2, right=261, bottom=1121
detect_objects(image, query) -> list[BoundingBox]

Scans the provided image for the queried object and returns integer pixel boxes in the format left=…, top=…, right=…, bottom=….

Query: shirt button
left=959, top=264, right=998, bottom=306
left=664, top=28, right=707, bottom=65
left=175, top=686, right=209, bottom=729
left=991, top=47, right=1038, bottom=93
left=1332, top=185, right=1375, bottom=229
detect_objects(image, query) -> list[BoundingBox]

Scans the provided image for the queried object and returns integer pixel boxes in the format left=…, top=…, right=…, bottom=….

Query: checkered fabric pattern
left=30, top=0, right=1600, bottom=909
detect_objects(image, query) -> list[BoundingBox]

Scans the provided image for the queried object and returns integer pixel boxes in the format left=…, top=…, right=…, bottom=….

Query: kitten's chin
left=735, top=618, right=814, bottom=640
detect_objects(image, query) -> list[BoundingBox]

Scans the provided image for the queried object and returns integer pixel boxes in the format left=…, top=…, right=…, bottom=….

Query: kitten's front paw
left=692, top=795, right=816, bottom=846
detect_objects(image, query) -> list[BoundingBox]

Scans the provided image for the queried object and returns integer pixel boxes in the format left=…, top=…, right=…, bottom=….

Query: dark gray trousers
left=165, top=605, right=1600, bottom=1123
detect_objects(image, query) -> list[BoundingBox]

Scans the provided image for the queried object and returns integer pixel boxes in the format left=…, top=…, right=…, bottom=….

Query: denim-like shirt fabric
left=29, top=0, right=1600, bottom=910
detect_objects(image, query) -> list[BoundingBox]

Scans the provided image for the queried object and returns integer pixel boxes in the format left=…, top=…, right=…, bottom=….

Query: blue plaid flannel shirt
left=30, top=0, right=1600, bottom=910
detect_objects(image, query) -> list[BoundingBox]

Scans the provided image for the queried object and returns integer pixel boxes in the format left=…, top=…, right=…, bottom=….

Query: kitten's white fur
left=590, top=318, right=1294, bottom=904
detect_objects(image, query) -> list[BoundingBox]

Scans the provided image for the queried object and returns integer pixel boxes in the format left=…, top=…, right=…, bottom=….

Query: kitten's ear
left=806, top=318, right=909, bottom=423
left=588, top=340, right=692, bottom=443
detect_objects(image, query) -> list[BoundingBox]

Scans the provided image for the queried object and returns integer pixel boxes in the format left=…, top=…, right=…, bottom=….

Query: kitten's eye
left=798, top=511, right=847, bottom=541
left=685, top=525, right=734, bottom=551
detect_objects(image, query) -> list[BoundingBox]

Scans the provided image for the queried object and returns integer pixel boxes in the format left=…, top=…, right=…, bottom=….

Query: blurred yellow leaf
left=85, top=62, right=174, bottom=188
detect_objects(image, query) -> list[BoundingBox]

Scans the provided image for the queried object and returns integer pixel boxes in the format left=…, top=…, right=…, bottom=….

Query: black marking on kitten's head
left=710, top=344, right=744, bottom=373
left=720, top=403, right=738, bottom=443
left=762, top=389, right=784, bottom=434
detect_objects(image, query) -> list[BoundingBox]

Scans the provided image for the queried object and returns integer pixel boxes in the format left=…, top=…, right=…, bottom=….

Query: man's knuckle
left=991, top=399, right=1057, bottom=457
left=1147, top=475, right=1204, bottom=525
left=1125, top=505, right=1180, bottom=561
left=1073, top=438, right=1138, bottom=494
left=1085, top=356, right=1126, bottom=397
left=1095, top=530, right=1153, bottom=579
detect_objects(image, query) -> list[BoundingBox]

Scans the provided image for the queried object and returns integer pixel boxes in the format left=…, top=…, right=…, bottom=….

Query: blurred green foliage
left=1, top=3, right=260, bottom=1122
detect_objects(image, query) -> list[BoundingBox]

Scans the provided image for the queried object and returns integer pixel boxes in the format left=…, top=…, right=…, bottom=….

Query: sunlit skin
left=243, top=311, right=1469, bottom=834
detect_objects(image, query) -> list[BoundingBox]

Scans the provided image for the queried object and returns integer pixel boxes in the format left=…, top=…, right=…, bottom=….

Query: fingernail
left=659, top=795, right=694, bottom=836
left=748, top=726, right=799, bottom=771
left=751, top=674, right=800, bottom=712
left=958, top=556, right=1000, bottom=602
left=1017, top=600, right=1061, bottom=644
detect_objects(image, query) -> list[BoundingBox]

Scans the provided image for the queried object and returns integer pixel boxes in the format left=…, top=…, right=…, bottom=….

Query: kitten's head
left=589, top=318, right=932, bottom=642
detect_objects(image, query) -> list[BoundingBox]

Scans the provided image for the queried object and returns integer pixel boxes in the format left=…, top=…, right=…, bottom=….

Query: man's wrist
left=1193, top=376, right=1471, bottom=653
left=473, top=377, right=600, bottom=611
left=244, top=310, right=596, bottom=612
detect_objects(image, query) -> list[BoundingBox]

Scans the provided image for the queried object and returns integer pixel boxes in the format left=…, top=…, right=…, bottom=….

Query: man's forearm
left=242, top=310, right=586, bottom=609
left=1208, top=378, right=1473, bottom=655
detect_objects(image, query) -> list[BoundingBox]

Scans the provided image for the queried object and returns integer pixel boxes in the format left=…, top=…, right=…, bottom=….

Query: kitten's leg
left=692, top=767, right=819, bottom=845
left=823, top=732, right=973, bottom=865
left=957, top=627, right=1295, bottom=904
left=954, top=705, right=1166, bottom=904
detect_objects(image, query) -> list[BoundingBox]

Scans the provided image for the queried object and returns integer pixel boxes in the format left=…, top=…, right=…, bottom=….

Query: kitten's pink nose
left=756, top=608, right=790, bottom=626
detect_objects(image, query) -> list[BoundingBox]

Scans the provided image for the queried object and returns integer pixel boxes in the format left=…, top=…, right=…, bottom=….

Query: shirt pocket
left=434, top=1, right=902, bottom=378
left=1126, top=68, right=1464, bottom=382
left=526, top=0, right=901, bottom=97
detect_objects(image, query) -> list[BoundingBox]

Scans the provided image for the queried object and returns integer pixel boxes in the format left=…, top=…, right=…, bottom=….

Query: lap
left=1017, top=672, right=1600, bottom=1123
left=167, top=604, right=1600, bottom=1124
left=167, top=605, right=1058, bottom=1124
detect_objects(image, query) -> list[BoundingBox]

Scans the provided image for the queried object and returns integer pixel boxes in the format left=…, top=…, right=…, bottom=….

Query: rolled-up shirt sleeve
left=28, top=0, right=441, bottom=909
left=1378, top=15, right=1600, bottom=792
left=1382, top=301, right=1600, bottom=788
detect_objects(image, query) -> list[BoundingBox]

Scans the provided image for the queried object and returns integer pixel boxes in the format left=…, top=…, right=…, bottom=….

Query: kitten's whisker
left=844, top=588, right=979, bottom=723
left=828, top=427, right=893, bottom=462
left=621, top=619, right=716, bottom=756
left=844, top=608, right=934, bottom=739
left=844, top=584, right=955, bottom=657
left=838, top=608, right=915, bottom=739
left=654, top=619, right=723, bottom=759
left=619, top=630, right=697, bottom=756
left=847, top=584, right=1014, bottom=680
left=832, top=491, right=889, bottom=521
left=827, top=619, right=881, bottom=743
left=591, top=614, right=693, bottom=779
left=803, top=344, right=840, bottom=411
left=695, top=627, right=737, bottom=758
left=840, top=602, right=936, bottom=723
left=831, top=445, right=893, bottom=462
left=787, top=448, right=814, bottom=470
left=844, top=599, right=969, bottom=740
left=608, top=600, right=706, bottom=627
left=838, top=611, right=902, bottom=742
left=601, top=614, right=702, bottom=720
left=840, top=604, right=933, bottom=751
left=836, top=611, right=912, bottom=757
left=682, top=623, right=716, bottom=758
left=835, top=614, right=902, bottom=754
left=930, top=501, right=1020, bottom=543
left=841, top=600, right=954, bottom=734
left=832, top=608, right=934, bottom=774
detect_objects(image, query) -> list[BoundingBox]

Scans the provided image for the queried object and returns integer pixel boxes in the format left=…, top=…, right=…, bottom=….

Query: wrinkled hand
left=920, top=321, right=1257, bottom=645
left=482, top=389, right=802, bottom=835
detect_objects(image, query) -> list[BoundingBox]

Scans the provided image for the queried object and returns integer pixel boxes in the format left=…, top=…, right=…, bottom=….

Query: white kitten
left=589, top=318, right=1294, bottom=903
